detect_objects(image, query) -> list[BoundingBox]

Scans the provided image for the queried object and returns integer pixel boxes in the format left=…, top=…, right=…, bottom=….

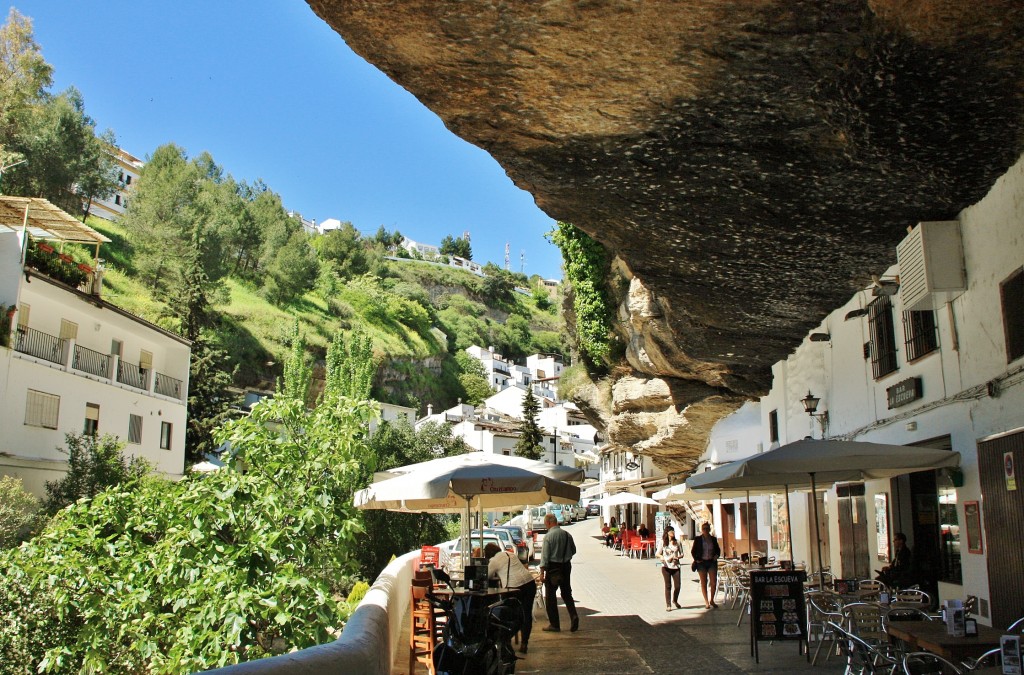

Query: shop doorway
left=978, top=429, right=1024, bottom=628
left=836, top=483, right=870, bottom=579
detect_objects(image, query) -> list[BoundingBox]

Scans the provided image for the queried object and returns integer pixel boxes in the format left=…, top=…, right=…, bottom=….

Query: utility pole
left=553, top=426, right=558, bottom=465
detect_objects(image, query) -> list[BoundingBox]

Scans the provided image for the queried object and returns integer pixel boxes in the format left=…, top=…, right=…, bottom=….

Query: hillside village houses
left=419, top=345, right=602, bottom=480
left=0, top=197, right=191, bottom=496
left=87, top=146, right=143, bottom=222
left=663, top=154, right=1024, bottom=629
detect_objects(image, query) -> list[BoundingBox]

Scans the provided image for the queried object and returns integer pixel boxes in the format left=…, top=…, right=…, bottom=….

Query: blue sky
left=11, top=2, right=563, bottom=280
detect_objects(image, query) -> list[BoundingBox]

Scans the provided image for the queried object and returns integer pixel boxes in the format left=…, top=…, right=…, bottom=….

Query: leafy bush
left=0, top=367, right=374, bottom=673
left=550, top=222, right=613, bottom=369
left=346, top=581, right=370, bottom=608
left=43, top=433, right=150, bottom=516
left=0, top=477, right=40, bottom=550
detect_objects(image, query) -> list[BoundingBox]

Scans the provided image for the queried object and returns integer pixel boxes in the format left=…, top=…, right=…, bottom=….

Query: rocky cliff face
left=307, top=0, right=1024, bottom=473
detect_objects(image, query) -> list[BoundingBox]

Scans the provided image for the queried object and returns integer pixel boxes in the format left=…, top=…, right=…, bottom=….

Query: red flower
left=37, top=242, right=54, bottom=254
left=59, top=253, right=74, bottom=264
left=78, top=263, right=93, bottom=273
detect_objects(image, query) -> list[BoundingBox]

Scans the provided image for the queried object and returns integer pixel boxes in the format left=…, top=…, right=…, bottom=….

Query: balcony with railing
left=14, top=326, right=67, bottom=365
left=116, top=359, right=149, bottom=390
left=10, top=319, right=186, bottom=403
left=155, top=372, right=184, bottom=401
left=72, top=343, right=110, bottom=378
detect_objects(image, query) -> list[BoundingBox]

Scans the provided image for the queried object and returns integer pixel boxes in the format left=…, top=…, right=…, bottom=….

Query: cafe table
left=886, top=619, right=1005, bottom=662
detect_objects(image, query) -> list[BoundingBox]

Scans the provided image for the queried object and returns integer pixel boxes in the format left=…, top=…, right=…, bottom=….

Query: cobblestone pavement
left=396, top=519, right=847, bottom=674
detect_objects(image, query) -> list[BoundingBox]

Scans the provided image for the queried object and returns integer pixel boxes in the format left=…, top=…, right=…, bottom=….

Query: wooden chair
left=890, top=589, right=930, bottom=609
left=858, top=579, right=887, bottom=601
left=409, top=578, right=437, bottom=674
left=902, top=651, right=964, bottom=675
left=844, top=602, right=887, bottom=647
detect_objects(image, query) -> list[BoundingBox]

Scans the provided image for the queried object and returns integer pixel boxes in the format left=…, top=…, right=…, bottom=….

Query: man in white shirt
left=485, top=542, right=538, bottom=654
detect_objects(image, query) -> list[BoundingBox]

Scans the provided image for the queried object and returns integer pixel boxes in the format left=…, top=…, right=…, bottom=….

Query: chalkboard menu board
left=749, top=570, right=808, bottom=662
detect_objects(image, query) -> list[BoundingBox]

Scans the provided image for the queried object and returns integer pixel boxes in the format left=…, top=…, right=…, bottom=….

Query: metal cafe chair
left=806, top=591, right=845, bottom=665
left=961, top=647, right=1001, bottom=671
left=858, top=579, right=888, bottom=601
left=1007, top=615, right=1024, bottom=633
left=844, top=602, right=888, bottom=649
left=890, top=589, right=930, bottom=609
left=828, top=620, right=898, bottom=675
left=901, top=651, right=964, bottom=675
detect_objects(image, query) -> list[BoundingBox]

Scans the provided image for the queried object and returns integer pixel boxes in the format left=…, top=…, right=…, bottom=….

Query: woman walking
left=690, top=522, right=721, bottom=609
left=657, top=527, right=684, bottom=610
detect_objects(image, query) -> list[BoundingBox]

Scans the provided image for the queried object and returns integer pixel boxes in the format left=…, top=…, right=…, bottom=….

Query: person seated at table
left=638, top=523, right=650, bottom=539
left=606, top=517, right=619, bottom=547
left=877, top=532, right=915, bottom=589
left=484, top=542, right=537, bottom=655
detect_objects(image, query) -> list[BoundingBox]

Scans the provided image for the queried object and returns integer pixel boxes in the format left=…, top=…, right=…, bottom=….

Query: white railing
left=202, top=549, right=417, bottom=675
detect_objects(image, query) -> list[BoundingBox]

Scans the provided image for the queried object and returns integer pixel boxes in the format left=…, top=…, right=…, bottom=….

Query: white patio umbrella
left=591, top=491, right=661, bottom=507
left=355, top=461, right=580, bottom=561
left=685, top=439, right=961, bottom=584
left=375, top=451, right=586, bottom=485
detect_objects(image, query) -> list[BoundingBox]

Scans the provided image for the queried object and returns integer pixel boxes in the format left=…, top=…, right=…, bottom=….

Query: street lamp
left=801, top=390, right=829, bottom=435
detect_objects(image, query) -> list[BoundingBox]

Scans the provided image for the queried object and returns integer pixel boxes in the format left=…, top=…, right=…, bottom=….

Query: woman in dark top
left=690, top=522, right=722, bottom=609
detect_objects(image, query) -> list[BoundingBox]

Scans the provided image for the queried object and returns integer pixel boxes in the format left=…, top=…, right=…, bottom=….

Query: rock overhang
left=306, top=0, right=1024, bottom=472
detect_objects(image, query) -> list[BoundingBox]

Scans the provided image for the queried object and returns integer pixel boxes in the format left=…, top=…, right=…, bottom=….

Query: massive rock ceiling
left=308, top=0, right=1024, bottom=473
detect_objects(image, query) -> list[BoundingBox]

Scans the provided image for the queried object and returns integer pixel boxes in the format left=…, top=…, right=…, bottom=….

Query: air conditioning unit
left=896, top=221, right=967, bottom=311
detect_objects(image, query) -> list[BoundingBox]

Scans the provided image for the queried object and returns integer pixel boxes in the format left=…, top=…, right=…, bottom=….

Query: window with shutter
left=903, top=310, right=938, bottom=362
left=1001, top=267, right=1024, bottom=363
left=868, top=297, right=898, bottom=379
left=25, top=390, right=60, bottom=429
left=128, top=414, right=143, bottom=444
left=140, top=349, right=153, bottom=371
left=84, top=403, right=99, bottom=436
left=18, top=303, right=29, bottom=328
left=59, top=319, right=79, bottom=341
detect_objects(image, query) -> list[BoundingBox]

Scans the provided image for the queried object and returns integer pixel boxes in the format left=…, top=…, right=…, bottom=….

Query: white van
left=529, top=505, right=549, bottom=532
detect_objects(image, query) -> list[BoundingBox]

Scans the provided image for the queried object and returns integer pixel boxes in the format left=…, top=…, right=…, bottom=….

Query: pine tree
left=515, top=388, right=544, bottom=460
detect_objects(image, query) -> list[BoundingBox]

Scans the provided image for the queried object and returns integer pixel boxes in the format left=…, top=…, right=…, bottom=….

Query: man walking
left=540, top=512, right=579, bottom=632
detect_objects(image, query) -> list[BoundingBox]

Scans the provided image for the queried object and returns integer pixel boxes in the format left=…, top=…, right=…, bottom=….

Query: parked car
left=586, top=500, right=601, bottom=517
left=494, top=525, right=533, bottom=564
left=529, top=505, right=550, bottom=533
left=445, top=534, right=504, bottom=578
left=548, top=505, right=570, bottom=526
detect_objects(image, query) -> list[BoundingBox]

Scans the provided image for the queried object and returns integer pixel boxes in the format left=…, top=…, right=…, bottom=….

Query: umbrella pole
left=746, top=490, right=752, bottom=561
left=784, top=484, right=794, bottom=565
left=810, top=472, right=825, bottom=590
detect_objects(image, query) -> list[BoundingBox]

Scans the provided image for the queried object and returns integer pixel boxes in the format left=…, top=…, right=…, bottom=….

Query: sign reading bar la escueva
left=887, top=377, right=923, bottom=409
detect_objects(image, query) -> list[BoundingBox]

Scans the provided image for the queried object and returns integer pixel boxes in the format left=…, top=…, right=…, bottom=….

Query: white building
left=1, top=198, right=191, bottom=496
left=89, top=147, right=143, bottom=221
left=400, top=237, right=440, bottom=259
left=681, top=155, right=1024, bottom=627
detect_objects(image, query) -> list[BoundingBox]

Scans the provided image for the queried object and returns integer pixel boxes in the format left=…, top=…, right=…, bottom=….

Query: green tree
left=454, top=351, right=492, bottom=405
left=0, top=9, right=51, bottom=153
left=122, top=143, right=205, bottom=291
left=439, top=233, right=471, bottom=260
left=263, top=228, right=318, bottom=305
left=0, top=476, right=39, bottom=550
left=185, top=333, right=236, bottom=466
left=356, top=419, right=465, bottom=577
left=514, top=388, right=544, bottom=460
left=280, top=322, right=312, bottom=403
left=325, top=328, right=376, bottom=401
left=42, top=433, right=151, bottom=516
left=0, top=333, right=374, bottom=673
left=314, top=221, right=367, bottom=280
left=550, top=222, right=614, bottom=369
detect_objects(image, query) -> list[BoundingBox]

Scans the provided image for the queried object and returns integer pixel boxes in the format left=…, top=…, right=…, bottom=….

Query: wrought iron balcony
left=155, top=372, right=184, bottom=401
left=116, top=359, right=149, bottom=390
left=14, top=326, right=66, bottom=365
left=72, top=343, right=110, bottom=378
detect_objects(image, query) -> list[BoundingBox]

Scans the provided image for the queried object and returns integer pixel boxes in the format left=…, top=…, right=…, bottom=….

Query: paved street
left=395, top=518, right=846, bottom=674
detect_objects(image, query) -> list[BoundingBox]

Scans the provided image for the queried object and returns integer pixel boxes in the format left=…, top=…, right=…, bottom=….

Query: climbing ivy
left=549, top=222, right=613, bottom=368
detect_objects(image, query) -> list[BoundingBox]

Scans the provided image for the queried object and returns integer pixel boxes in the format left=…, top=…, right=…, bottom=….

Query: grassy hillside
left=86, top=217, right=564, bottom=412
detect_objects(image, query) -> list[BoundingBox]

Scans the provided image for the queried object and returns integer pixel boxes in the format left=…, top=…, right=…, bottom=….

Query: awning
left=0, top=196, right=111, bottom=244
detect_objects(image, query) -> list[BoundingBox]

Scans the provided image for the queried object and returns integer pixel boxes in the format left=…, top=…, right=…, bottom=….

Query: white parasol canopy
left=685, top=438, right=961, bottom=582
left=355, top=461, right=580, bottom=513
left=590, top=491, right=661, bottom=507
left=374, top=451, right=585, bottom=486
